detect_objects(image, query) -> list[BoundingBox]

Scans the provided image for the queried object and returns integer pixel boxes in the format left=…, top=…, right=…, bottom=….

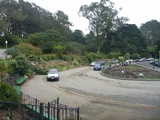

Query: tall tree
left=73, top=30, right=86, bottom=44
left=79, top=0, right=128, bottom=53
left=140, top=20, right=160, bottom=47
left=115, top=24, right=146, bottom=54
left=0, top=0, right=26, bottom=36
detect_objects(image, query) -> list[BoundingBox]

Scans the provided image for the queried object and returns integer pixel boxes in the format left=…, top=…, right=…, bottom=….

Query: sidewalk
left=0, top=49, right=6, bottom=59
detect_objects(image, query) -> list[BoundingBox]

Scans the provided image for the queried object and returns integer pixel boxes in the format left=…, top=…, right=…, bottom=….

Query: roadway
left=21, top=66, right=160, bottom=120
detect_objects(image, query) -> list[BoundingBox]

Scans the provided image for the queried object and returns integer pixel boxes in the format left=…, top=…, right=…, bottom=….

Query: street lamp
left=5, top=40, right=8, bottom=59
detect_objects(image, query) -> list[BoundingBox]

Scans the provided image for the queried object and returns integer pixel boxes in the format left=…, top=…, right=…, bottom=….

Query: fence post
left=48, top=102, right=50, bottom=119
left=40, top=103, right=44, bottom=120
left=57, top=97, right=59, bottom=120
left=35, top=98, right=37, bottom=112
left=77, top=108, right=80, bottom=120
left=20, top=92, right=22, bottom=103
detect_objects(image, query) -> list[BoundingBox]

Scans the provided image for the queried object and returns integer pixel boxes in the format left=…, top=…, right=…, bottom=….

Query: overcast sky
left=24, top=0, right=160, bottom=34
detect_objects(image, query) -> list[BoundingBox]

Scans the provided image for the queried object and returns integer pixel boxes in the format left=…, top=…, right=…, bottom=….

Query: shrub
left=40, top=54, right=56, bottom=61
left=0, top=82, right=20, bottom=109
left=32, top=66, right=48, bottom=75
left=85, top=53, right=93, bottom=63
left=0, top=60, right=8, bottom=82
left=124, top=53, right=131, bottom=60
left=107, top=52, right=121, bottom=59
left=14, top=42, right=42, bottom=57
left=132, top=53, right=140, bottom=59
left=15, top=54, right=32, bottom=76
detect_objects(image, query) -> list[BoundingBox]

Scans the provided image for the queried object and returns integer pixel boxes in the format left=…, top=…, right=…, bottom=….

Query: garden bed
left=102, top=64, right=160, bottom=80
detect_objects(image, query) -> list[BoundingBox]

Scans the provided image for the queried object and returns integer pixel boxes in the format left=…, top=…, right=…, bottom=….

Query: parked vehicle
left=150, top=60, right=155, bottom=65
left=139, top=58, right=147, bottom=62
left=93, top=63, right=102, bottom=71
left=46, top=69, right=59, bottom=81
left=147, top=57, right=154, bottom=61
left=155, top=62, right=160, bottom=67
left=134, top=59, right=140, bottom=62
left=90, top=61, right=96, bottom=66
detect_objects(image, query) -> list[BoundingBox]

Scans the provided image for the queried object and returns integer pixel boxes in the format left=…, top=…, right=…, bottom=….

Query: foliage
left=156, top=39, right=160, bottom=58
left=0, top=32, right=19, bottom=47
left=140, top=20, right=160, bottom=47
left=15, top=54, right=32, bottom=76
left=26, top=29, right=67, bottom=53
left=146, top=45, right=156, bottom=57
left=1, top=0, right=160, bottom=62
left=31, top=66, right=48, bottom=75
left=79, top=0, right=128, bottom=53
left=14, top=42, right=42, bottom=57
left=65, top=42, right=85, bottom=55
left=85, top=52, right=102, bottom=63
left=107, top=52, right=121, bottom=59
left=140, top=52, right=151, bottom=58
left=53, top=45, right=65, bottom=59
left=115, top=24, right=146, bottom=54
left=73, top=30, right=86, bottom=44
left=124, top=53, right=131, bottom=60
left=0, top=60, right=8, bottom=82
left=118, top=56, right=124, bottom=62
left=0, top=82, right=20, bottom=109
left=39, top=54, right=56, bottom=61
left=132, top=53, right=140, bottom=59
left=7, top=60, right=18, bottom=74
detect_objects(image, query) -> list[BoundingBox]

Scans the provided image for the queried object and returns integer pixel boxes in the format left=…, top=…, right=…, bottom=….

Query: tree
left=115, top=24, right=146, bottom=54
left=26, top=29, right=67, bottom=53
left=73, top=30, right=86, bottom=44
left=140, top=20, right=160, bottom=47
left=0, top=0, right=26, bottom=36
left=54, top=10, right=72, bottom=28
left=79, top=0, right=128, bottom=53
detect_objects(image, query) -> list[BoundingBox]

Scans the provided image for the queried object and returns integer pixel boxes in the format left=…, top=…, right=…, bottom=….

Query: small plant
left=0, top=82, right=20, bottom=109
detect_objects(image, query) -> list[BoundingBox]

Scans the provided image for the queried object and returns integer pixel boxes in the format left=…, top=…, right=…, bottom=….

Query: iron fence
left=0, top=92, right=80, bottom=120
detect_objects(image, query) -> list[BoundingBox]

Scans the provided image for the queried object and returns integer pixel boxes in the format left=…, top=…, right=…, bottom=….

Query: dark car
left=155, top=62, right=160, bottom=67
left=93, top=63, right=102, bottom=71
left=46, top=69, right=59, bottom=81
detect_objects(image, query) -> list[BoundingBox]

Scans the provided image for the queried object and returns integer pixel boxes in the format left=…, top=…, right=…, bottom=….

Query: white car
left=90, top=61, right=96, bottom=66
left=46, top=69, right=59, bottom=81
left=147, top=58, right=154, bottom=61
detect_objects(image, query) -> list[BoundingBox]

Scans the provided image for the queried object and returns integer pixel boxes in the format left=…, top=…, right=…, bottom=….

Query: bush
left=132, top=53, right=140, bottom=59
left=0, top=82, right=20, bottom=109
left=31, top=66, right=48, bottom=75
left=107, top=52, right=121, bottom=59
left=40, top=54, right=56, bottom=61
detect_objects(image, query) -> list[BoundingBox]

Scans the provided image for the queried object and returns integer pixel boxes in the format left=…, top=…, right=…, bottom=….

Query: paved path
left=0, top=49, right=6, bottom=59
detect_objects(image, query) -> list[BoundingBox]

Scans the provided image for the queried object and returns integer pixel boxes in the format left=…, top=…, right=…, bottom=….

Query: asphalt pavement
left=0, top=49, right=6, bottom=59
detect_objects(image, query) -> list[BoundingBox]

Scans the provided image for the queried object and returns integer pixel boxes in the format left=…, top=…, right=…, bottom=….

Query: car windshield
left=94, top=63, right=101, bottom=67
left=49, top=69, right=57, bottom=74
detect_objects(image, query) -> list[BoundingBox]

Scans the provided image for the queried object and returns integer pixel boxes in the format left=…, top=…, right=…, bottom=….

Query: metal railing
left=0, top=92, right=80, bottom=120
